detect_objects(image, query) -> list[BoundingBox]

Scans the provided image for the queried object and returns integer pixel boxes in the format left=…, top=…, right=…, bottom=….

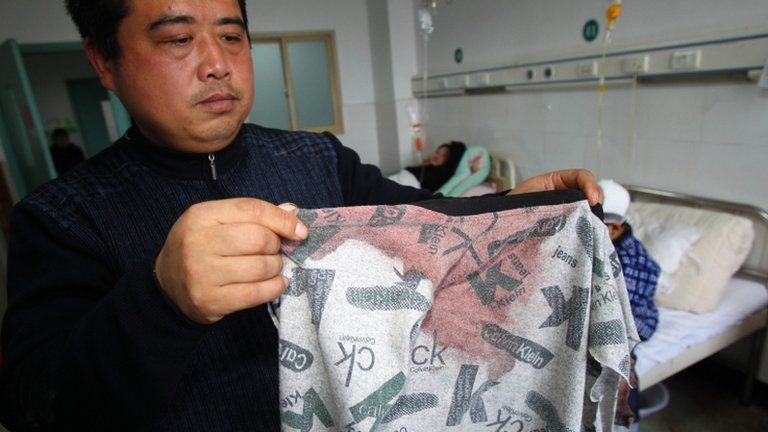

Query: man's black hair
left=64, top=0, right=249, bottom=60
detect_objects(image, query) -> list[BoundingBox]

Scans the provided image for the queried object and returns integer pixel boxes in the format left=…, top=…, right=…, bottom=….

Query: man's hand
left=508, top=169, right=603, bottom=206
left=155, top=198, right=308, bottom=325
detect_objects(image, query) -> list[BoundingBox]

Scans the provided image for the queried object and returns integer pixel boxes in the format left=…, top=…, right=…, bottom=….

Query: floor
left=639, top=362, right=768, bottom=432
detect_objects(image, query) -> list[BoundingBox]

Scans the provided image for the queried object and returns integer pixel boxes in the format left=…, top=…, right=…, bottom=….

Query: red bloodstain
left=283, top=203, right=579, bottom=378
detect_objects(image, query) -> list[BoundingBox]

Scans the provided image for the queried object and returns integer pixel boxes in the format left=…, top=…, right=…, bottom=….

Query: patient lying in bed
left=388, top=141, right=466, bottom=192
left=389, top=141, right=502, bottom=197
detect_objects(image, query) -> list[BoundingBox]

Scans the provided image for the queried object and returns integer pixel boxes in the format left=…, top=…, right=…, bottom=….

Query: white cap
left=599, top=179, right=630, bottom=223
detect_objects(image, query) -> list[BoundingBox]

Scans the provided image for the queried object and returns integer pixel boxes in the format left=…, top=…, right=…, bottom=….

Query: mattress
left=634, top=277, right=768, bottom=378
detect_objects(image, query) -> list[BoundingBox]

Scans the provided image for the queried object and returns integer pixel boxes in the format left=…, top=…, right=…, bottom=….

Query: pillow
left=460, top=182, right=497, bottom=197
left=437, top=146, right=491, bottom=197
left=628, top=218, right=703, bottom=295
left=629, top=203, right=755, bottom=314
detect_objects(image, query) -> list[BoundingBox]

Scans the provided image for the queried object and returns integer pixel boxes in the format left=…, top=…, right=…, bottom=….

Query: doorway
left=0, top=39, right=131, bottom=201
left=66, top=78, right=112, bottom=157
left=23, top=51, right=106, bottom=160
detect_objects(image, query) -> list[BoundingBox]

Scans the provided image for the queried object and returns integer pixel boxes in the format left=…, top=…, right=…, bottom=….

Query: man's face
left=97, top=0, right=254, bottom=153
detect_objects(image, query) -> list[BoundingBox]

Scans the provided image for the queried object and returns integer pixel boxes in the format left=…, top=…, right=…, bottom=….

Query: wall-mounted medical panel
left=413, top=30, right=768, bottom=97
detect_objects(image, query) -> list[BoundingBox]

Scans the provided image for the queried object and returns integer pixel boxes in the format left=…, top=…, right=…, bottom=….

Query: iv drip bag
left=418, top=8, right=434, bottom=37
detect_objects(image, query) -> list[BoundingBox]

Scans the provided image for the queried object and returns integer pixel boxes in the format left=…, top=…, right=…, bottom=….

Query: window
left=249, top=32, right=343, bottom=134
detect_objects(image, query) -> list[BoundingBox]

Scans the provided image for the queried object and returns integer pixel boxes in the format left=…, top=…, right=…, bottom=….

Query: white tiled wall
left=414, top=0, right=768, bottom=210
left=423, top=81, right=768, bottom=209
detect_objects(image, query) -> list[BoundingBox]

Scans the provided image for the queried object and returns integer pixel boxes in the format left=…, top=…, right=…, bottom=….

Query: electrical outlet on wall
left=577, top=61, right=598, bottom=78
left=623, top=55, right=650, bottom=74
left=671, top=50, right=702, bottom=70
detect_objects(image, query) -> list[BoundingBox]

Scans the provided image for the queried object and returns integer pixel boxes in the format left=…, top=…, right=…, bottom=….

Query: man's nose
left=197, top=37, right=231, bottom=81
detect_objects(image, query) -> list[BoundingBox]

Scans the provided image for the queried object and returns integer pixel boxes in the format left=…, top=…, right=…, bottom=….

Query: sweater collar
left=120, top=126, right=245, bottom=180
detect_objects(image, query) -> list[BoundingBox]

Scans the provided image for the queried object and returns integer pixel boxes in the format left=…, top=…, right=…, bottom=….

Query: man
left=600, top=179, right=660, bottom=341
left=0, top=0, right=602, bottom=430
left=49, top=128, right=85, bottom=175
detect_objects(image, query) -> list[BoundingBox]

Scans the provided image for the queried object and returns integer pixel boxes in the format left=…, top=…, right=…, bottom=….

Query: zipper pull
left=208, top=154, right=218, bottom=181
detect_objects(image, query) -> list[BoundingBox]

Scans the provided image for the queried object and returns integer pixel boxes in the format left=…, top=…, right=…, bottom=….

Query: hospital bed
left=387, top=148, right=516, bottom=196
left=390, top=168, right=766, bottom=402
left=626, top=185, right=768, bottom=403
left=455, top=151, right=516, bottom=195
left=489, top=152, right=516, bottom=191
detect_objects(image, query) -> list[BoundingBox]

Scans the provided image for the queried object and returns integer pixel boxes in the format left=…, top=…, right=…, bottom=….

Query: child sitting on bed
left=388, top=141, right=466, bottom=192
left=600, top=179, right=660, bottom=341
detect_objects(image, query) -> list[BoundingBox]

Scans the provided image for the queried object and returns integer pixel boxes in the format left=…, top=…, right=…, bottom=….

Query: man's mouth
left=197, top=93, right=238, bottom=111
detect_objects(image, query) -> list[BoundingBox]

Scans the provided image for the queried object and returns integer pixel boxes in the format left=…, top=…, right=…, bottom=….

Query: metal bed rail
left=627, top=185, right=768, bottom=285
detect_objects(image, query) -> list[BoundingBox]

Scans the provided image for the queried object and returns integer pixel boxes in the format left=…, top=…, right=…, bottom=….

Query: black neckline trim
left=117, top=127, right=246, bottom=180
left=413, top=190, right=603, bottom=219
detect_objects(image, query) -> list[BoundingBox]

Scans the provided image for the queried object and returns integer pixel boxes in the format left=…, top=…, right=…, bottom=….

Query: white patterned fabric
left=274, top=194, right=639, bottom=431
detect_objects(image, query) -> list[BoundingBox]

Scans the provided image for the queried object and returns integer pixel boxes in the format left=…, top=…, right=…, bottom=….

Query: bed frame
left=489, top=153, right=516, bottom=191
left=627, top=185, right=768, bottom=403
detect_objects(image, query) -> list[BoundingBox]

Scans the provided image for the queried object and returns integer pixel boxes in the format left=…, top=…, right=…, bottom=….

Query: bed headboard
left=627, top=185, right=768, bottom=284
left=489, top=153, right=516, bottom=191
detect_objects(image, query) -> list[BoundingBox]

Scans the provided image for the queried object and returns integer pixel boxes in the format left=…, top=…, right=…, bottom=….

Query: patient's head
left=429, top=141, right=466, bottom=168
left=429, top=145, right=452, bottom=166
left=599, top=179, right=630, bottom=241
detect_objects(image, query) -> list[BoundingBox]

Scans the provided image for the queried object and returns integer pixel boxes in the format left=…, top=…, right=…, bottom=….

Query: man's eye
left=167, top=37, right=192, bottom=46
left=223, top=34, right=243, bottom=43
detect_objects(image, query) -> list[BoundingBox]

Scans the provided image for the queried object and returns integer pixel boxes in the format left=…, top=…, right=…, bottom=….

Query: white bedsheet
left=635, top=277, right=768, bottom=377
left=387, top=169, right=421, bottom=189
left=387, top=170, right=499, bottom=197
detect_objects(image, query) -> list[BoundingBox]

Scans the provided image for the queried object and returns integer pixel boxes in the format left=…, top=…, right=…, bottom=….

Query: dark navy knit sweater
left=0, top=124, right=431, bottom=431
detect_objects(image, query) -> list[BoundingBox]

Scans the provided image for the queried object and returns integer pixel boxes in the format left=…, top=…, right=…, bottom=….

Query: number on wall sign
left=583, top=19, right=600, bottom=42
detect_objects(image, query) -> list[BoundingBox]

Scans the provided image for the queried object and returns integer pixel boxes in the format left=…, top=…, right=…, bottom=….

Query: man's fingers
left=278, top=202, right=299, bottom=215
left=211, top=255, right=284, bottom=286
left=189, top=198, right=307, bottom=240
left=507, top=174, right=548, bottom=196
left=205, top=224, right=282, bottom=256
left=509, top=169, right=602, bottom=206
left=219, top=276, right=288, bottom=312
left=551, top=170, right=602, bottom=205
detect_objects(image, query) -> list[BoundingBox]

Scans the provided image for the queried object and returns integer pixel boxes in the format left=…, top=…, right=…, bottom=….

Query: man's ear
left=83, top=38, right=117, bottom=92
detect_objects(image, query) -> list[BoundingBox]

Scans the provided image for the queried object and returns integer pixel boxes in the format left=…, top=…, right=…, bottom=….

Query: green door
left=108, top=90, right=132, bottom=136
left=67, top=78, right=111, bottom=157
left=0, top=100, right=21, bottom=203
left=0, top=39, right=56, bottom=198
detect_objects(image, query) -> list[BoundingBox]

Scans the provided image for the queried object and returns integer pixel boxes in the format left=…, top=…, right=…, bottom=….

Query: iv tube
left=417, top=5, right=434, bottom=161
left=595, top=0, right=623, bottom=178
left=408, top=105, right=424, bottom=166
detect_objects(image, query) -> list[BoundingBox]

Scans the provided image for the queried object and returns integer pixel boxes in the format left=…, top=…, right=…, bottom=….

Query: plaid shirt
left=615, top=224, right=661, bottom=341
